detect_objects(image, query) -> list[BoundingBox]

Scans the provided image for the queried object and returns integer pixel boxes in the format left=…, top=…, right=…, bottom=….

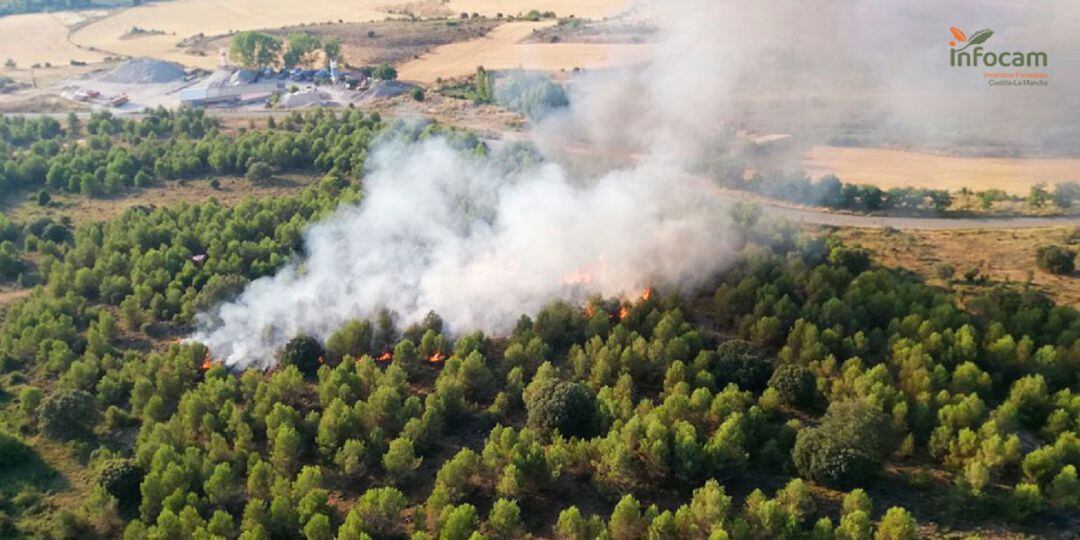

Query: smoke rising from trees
left=192, top=0, right=1080, bottom=367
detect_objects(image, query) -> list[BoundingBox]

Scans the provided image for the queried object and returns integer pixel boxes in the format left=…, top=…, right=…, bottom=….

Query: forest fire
left=201, top=350, right=217, bottom=371
left=619, top=305, right=630, bottom=320
left=376, top=351, right=393, bottom=363
left=642, top=287, right=653, bottom=301
left=560, top=269, right=593, bottom=286
left=428, top=351, right=446, bottom=363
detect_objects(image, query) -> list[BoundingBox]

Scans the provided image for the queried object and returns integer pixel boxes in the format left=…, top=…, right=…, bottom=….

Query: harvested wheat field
left=398, top=21, right=650, bottom=83
left=445, top=0, right=630, bottom=19
left=804, top=146, right=1080, bottom=196
left=68, top=0, right=393, bottom=68
left=0, top=13, right=107, bottom=69
left=63, top=0, right=633, bottom=70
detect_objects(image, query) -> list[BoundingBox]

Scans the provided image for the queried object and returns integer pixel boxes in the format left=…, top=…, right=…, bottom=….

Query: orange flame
left=560, top=269, right=593, bottom=286
left=377, top=351, right=393, bottom=363
left=641, top=287, right=653, bottom=301
left=619, top=305, right=629, bottom=320
left=428, top=351, right=446, bottom=363
left=201, top=350, right=216, bottom=371
left=584, top=304, right=596, bottom=318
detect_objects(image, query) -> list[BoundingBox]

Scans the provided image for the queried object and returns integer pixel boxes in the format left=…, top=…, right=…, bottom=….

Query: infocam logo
left=948, top=27, right=1048, bottom=67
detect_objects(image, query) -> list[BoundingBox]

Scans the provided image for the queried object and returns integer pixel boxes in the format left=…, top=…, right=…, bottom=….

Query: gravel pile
left=358, top=80, right=414, bottom=100
left=98, top=58, right=186, bottom=84
left=279, top=90, right=329, bottom=108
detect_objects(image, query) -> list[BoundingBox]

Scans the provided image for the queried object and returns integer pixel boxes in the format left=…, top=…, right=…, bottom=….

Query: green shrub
left=0, top=431, right=31, bottom=468
left=98, top=459, right=143, bottom=510
left=793, top=401, right=891, bottom=487
left=38, top=389, right=97, bottom=440
left=525, top=379, right=594, bottom=438
left=768, top=364, right=817, bottom=409
left=278, top=335, right=325, bottom=375
left=1035, top=245, right=1075, bottom=275
left=713, top=339, right=772, bottom=392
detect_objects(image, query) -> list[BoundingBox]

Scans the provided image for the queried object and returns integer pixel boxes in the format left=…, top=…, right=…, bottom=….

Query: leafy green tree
left=304, top=513, right=333, bottom=540
left=713, top=339, right=773, bottom=392
left=1048, top=465, right=1079, bottom=509
left=874, top=507, right=918, bottom=540
left=793, top=401, right=891, bottom=487
left=439, top=503, right=478, bottom=540
left=39, top=388, right=97, bottom=440
left=609, top=495, right=646, bottom=540
left=525, top=378, right=594, bottom=438
left=246, top=161, right=276, bottom=184
left=230, top=32, right=282, bottom=68
left=1009, top=483, right=1045, bottom=522
left=768, top=364, right=817, bottom=409
left=284, top=32, right=322, bottom=68
left=372, top=63, right=397, bottom=81
left=355, top=487, right=407, bottom=536
left=98, top=459, right=143, bottom=511
left=486, top=498, right=523, bottom=539
left=280, top=335, right=325, bottom=375
left=383, top=436, right=421, bottom=484
left=272, top=425, right=303, bottom=475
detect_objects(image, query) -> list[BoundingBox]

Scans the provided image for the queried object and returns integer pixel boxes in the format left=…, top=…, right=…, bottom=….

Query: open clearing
left=834, top=226, right=1080, bottom=309
left=445, top=0, right=629, bottom=19
left=188, top=18, right=501, bottom=70
left=397, top=21, right=650, bottom=83
left=1, top=174, right=319, bottom=226
left=68, top=0, right=390, bottom=69
left=803, top=146, right=1080, bottom=196
left=64, top=0, right=632, bottom=70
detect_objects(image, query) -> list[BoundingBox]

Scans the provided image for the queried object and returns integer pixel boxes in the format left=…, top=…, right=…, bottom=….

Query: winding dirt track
left=716, top=188, right=1080, bottom=230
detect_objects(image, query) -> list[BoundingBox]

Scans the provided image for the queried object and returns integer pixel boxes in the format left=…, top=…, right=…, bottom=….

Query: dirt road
left=720, top=187, right=1080, bottom=230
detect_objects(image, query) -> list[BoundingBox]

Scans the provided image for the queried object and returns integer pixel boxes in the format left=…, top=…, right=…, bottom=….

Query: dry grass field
left=445, top=0, right=629, bottom=19
left=1, top=174, right=320, bottom=227
left=803, top=146, right=1080, bottom=196
left=58, top=0, right=632, bottom=70
left=397, top=21, right=650, bottom=82
left=67, top=0, right=391, bottom=69
left=188, top=18, right=502, bottom=70
left=833, top=226, right=1080, bottom=308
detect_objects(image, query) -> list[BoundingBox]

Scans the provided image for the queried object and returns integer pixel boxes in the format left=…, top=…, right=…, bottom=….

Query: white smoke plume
left=192, top=0, right=755, bottom=368
left=193, top=141, right=737, bottom=368
left=194, top=0, right=1080, bottom=367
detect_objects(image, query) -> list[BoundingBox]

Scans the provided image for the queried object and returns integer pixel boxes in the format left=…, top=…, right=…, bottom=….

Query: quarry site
left=0, top=1, right=1079, bottom=539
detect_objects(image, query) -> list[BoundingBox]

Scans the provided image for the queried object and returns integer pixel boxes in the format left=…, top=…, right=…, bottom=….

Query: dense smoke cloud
left=193, top=0, right=755, bottom=368
left=193, top=141, right=736, bottom=368
left=192, top=0, right=1080, bottom=367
